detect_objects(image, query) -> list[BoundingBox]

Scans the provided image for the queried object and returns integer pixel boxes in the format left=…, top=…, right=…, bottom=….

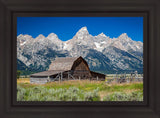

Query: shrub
left=84, top=89, right=100, bottom=101
left=17, top=85, right=101, bottom=101
left=17, top=82, right=143, bottom=102
left=17, top=86, right=26, bottom=101
left=103, top=91, right=143, bottom=101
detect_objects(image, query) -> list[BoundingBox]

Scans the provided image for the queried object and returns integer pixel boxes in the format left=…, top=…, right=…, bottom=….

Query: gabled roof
left=48, top=56, right=81, bottom=71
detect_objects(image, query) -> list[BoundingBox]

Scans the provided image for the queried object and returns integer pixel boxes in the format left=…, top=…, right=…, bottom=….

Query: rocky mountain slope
left=17, top=26, right=143, bottom=74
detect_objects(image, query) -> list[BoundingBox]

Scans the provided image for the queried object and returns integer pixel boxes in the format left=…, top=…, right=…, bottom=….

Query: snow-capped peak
left=18, top=34, right=33, bottom=39
left=23, top=34, right=33, bottom=39
left=17, top=34, right=24, bottom=38
left=118, top=33, right=129, bottom=39
left=35, top=34, right=45, bottom=40
left=98, top=32, right=107, bottom=37
left=47, top=33, right=63, bottom=44
left=47, top=33, right=58, bottom=39
left=120, top=33, right=128, bottom=36
left=78, top=26, right=88, bottom=32
left=76, top=26, right=89, bottom=36
left=17, top=34, right=33, bottom=45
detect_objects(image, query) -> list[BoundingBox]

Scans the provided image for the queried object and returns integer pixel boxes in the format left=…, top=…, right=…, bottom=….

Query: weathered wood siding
left=30, top=77, right=49, bottom=84
left=91, top=71, right=105, bottom=81
left=73, top=59, right=89, bottom=71
left=71, top=58, right=91, bottom=79
left=30, top=77, right=58, bottom=84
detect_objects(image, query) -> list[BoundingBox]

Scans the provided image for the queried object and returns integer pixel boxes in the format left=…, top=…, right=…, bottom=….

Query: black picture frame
left=0, top=0, right=160, bottom=118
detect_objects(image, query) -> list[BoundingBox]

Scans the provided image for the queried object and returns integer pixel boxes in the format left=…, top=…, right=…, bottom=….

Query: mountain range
left=17, top=26, right=143, bottom=74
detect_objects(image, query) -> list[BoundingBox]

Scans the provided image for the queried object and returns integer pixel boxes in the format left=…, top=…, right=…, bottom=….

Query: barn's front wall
left=71, top=58, right=92, bottom=79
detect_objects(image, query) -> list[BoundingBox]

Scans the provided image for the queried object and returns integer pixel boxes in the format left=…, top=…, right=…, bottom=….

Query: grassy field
left=17, top=78, right=143, bottom=101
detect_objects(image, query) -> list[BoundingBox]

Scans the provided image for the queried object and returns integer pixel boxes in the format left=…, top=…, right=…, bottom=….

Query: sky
left=17, top=17, right=143, bottom=42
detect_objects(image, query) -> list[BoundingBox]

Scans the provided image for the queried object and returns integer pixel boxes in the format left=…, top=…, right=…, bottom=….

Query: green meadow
left=17, top=78, right=143, bottom=101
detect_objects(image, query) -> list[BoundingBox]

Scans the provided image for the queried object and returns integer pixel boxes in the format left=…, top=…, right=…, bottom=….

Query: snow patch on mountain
left=94, top=42, right=104, bottom=52
left=20, top=41, right=26, bottom=46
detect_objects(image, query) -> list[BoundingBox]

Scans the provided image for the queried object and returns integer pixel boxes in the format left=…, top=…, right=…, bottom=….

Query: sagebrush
left=17, top=83, right=143, bottom=101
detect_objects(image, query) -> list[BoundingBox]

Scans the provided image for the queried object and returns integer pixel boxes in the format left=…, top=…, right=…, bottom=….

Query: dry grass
left=17, top=78, right=103, bottom=85
left=17, top=78, right=142, bottom=87
left=99, top=88, right=140, bottom=100
left=17, top=78, right=142, bottom=91
left=106, top=81, right=143, bottom=86
left=17, top=78, right=30, bottom=84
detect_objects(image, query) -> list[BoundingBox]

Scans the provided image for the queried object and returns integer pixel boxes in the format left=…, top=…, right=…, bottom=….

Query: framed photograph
left=0, top=0, right=160, bottom=118
left=16, top=16, right=144, bottom=102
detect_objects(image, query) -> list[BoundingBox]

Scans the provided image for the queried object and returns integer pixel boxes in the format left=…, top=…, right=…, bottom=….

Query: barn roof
left=30, top=70, right=66, bottom=77
left=48, top=56, right=81, bottom=71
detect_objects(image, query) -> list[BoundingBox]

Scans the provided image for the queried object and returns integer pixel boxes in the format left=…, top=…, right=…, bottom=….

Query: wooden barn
left=30, top=56, right=105, bottom=84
